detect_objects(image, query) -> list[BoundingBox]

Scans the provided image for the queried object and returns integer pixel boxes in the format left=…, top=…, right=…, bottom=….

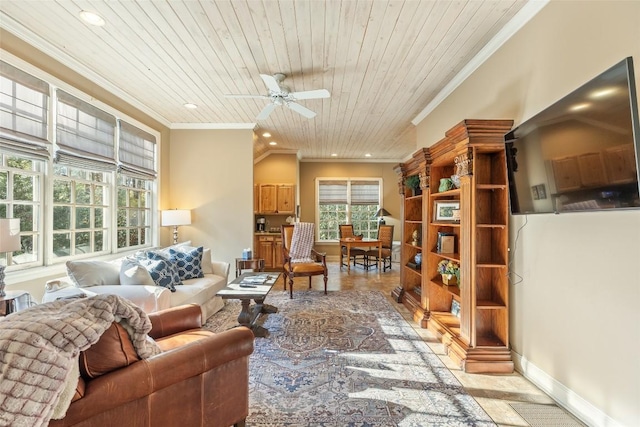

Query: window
left=317, top=178, right=382, bottom=241
left=0, top=59, right=159, bottom=272
left=52, top=165, right=109, bottom=258
left=117, top=174, right=152, bottom=249
left=0, top=154, right=44, bottom=267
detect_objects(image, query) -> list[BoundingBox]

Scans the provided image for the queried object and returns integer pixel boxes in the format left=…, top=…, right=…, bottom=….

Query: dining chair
left=338, top=224, right=366, bottom=267
left=365, top=224, right=394, bottom=271
left=281, top=223, right=328, bottom=299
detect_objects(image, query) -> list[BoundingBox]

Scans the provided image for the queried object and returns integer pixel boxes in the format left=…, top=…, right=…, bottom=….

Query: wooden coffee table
left=216, top=272, right=280, bottom=337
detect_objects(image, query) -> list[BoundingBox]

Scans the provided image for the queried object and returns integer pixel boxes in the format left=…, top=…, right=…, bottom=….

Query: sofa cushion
left=169, top=246, right=204, bottom=280
left=141, top=258, right=181, bottom=292
left=79, top=322, right=140, bottom=379
left=169, top=274, right=226, bottom=310
left=72, top=377, right=86, bottom=403
left=120, top=258, right=156, bottom=286
left=154, top=329, right=215, bottom=352
left=66, top=260, right=121, bottom=288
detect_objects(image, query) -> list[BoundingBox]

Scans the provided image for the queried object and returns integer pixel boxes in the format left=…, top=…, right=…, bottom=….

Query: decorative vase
left=414, top=252, right=422, bottom=266
left=441, top=274, right=457, bottom=286
left=438, top=178, right=454, bottom=192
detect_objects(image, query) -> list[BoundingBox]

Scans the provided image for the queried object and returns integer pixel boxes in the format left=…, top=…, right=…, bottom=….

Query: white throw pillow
left=120, top=258, right=155, bottom=286
left=66, top=260, right=121, bottom=288
left=201, top=248, right=213, bottom=274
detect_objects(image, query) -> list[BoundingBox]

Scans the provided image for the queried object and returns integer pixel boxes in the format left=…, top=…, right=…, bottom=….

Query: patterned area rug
left=204, top=290, right=496, bottom=426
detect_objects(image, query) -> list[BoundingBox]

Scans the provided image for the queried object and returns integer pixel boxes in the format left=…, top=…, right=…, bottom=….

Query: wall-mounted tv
left=505, top=57, right=640, bottom=214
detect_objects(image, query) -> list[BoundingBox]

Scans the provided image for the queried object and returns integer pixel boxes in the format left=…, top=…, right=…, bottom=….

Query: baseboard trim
left=511, top=351, right=623, bottom=427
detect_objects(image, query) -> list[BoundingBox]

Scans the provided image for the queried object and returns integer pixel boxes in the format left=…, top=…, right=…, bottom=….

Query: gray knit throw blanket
left=0, top=294, right=161, bottom=427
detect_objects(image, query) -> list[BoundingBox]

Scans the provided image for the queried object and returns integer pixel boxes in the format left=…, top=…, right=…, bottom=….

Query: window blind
left=55, top=90, right=116, bottom=171
left=118, top=120, right=156, bottom=178
left=0, top=61, right=50, bottom=158
left=318, top=180, right=348, bottom=204
left=351, top=180, right=379, bottom=205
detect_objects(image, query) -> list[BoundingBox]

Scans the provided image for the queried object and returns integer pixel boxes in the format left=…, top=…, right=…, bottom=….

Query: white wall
left=414, top=2, right=640, bottom=426
left=168, top=129, right=254, bottom=271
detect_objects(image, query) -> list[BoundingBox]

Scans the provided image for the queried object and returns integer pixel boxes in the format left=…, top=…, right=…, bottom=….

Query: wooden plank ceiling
left=0, top=0, right=530, bottom=161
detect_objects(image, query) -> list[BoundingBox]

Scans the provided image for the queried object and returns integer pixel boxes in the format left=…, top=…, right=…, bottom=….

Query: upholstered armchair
left=366, top=224, right=394, bottom=271
left=281, top=223, right=328, bottom=299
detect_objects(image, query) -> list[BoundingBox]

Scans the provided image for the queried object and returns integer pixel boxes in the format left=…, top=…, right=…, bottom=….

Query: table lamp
left=0, top=218, right=21, bottom=297
left=375, top=208, right=391, bottom=225
left=161, top=209, right=191, bottom=244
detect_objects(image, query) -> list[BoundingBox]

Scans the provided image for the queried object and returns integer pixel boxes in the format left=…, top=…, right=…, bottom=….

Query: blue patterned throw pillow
left=144, top=252, right=183, bottom=291
left=169, top=246, right=204, bottom=280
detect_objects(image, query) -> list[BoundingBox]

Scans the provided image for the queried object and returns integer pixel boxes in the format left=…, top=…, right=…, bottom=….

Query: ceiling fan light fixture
left=79, top=10, right=105, bottom=26
left=227, top=73, right=330, bottom=120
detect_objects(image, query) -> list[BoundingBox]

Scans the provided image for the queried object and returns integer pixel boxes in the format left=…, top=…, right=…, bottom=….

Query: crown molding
left=170, top=123, right=256, bottom=130
left=412, top=0, right=550, bottom=126
left=300, top=157, right=400, bottom=163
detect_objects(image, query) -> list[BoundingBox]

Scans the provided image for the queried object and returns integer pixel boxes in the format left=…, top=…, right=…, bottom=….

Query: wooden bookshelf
left=395, top=119, right=514, bottom=374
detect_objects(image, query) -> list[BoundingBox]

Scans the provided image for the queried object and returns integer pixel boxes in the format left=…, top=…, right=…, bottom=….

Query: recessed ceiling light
left=262, top=132, right=271, bottom=137
left=365, top=153, right=372, bottom=157
left=79, top=11, right=105, bottom=26
left=183, top=103, right=198, bottom=109
left=590, top=87, right=618, bottom=99
left=569, top=103, right=590, bottom=112
left=269, top=141, right=277, bottom=146
left=331, top=153, right=337, bottom=157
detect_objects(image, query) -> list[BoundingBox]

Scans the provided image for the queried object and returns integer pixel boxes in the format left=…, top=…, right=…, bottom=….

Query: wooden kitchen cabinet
left=257, top=184, right=295, bottom=214
left=577, top=152, right=607, bottom=187
left=255, top=234, right=283, bottom=270
left=552, top=156, right=582, bottom=192
left=276, top=185, right=295, bottom=214
left=604, top=144, right=637, bottom=184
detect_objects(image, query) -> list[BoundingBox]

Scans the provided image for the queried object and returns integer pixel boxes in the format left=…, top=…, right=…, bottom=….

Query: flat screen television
left=505, top=57, right=640, bottom=214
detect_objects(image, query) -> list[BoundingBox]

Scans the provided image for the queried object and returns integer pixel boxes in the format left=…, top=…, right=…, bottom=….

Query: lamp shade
left=375, top=208, right=391, bottom=218
left=161, top=209, right=191, bottom=226
left=0, top=218, right=21, bottom=253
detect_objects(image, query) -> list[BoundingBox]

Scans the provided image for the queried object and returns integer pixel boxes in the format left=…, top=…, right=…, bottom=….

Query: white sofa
left=42, top=244, right=230, bottom=323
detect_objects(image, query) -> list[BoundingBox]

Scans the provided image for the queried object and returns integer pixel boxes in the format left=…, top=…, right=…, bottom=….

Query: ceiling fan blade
left=287, top=102, right=317, bottom=119
left=256, top=103, right=277, bottom=120
left=224, top=94, right=268, bottom=99
left=260, top=74, right=282, bottom=93
left=290, top=89, right=330, bottom=100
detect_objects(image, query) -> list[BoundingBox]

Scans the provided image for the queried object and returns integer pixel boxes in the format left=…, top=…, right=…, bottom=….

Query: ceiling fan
left=224, top=73, right=330, bottom=120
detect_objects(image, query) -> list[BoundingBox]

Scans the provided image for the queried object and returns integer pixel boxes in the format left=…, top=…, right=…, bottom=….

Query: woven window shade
left=0, top=61, right=50, bottom=158
left=318, top=180, right=348, bottom=204
left=118, top=120, right=156, bottom=178
left=55, top=90, right=116, bottom=170
left=351, top=180, right=379, bottom=205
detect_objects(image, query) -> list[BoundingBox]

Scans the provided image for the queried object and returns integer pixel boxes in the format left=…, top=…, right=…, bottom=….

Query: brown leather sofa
left=49, top=304, right=254, bottom=427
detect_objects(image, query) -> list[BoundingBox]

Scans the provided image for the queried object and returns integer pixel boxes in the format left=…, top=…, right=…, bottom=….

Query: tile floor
left=282, top=260, right=559, bottom=427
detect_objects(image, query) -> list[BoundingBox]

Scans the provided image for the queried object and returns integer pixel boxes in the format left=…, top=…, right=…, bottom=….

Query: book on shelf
left=437, top=231, right=455, bottom=253
left=413, top=286, right=421, bottom=295
left=406, top=261, right=418, bottom=270
left=450, top=299, right=461, bottom=318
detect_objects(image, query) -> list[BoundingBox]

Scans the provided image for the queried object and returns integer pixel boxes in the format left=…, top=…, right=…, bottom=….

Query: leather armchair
left=50, top=304, right=254, bottom=427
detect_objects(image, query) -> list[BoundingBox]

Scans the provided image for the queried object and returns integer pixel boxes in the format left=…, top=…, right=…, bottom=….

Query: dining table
left=339, top=237, right=381, bottom=272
